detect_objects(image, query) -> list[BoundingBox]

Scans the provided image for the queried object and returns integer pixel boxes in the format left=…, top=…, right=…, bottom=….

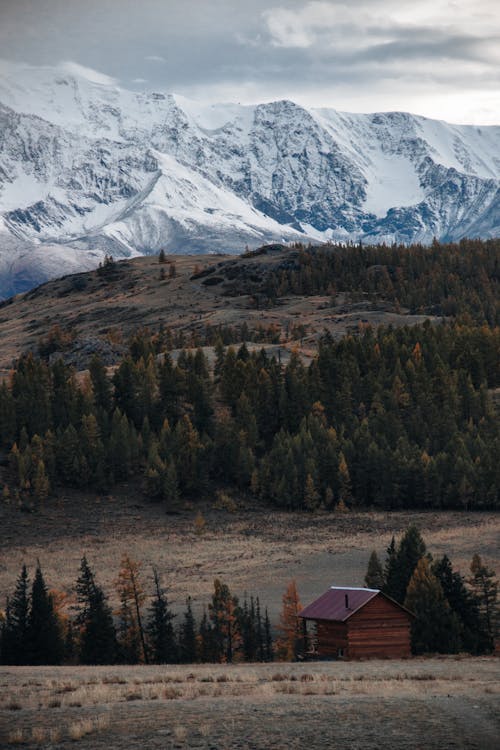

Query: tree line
left=1, top=319, right=499, bottom=511
left=0, top=557, right=274, bottom=666
left=364, top=526, right=498, bottom=654
left=253, top=238, right=500, bottom=325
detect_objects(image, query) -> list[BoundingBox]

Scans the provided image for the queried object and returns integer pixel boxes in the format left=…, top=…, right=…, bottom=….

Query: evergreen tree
left=179, top=597, right=197, bottom=663
left=364, top=550, right=385, bottom=589
left=1, top=565, right=30, bottom=665
left=28, top=563, right=63, bottom=664
left=75, top=557, right=117, bottom=664
left=433, top=555, right=489, bottom=654
left=146, top=568, right=176, bottom=663
left=388, top=526, right=427, bottom=603
left=468, top=554, right=498, bottom=649
left=404, top=557, right=461, bottom=654
left=264, top=607, right=274, bottom=661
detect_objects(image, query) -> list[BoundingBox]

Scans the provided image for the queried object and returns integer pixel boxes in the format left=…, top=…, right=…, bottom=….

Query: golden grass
left=2, top=507, right=499, bottom=625
left=2, top=660, right=498, bottom=747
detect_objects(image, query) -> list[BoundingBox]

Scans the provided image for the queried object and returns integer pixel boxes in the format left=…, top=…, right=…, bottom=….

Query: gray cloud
left=0, top=0, right=498, bottom=123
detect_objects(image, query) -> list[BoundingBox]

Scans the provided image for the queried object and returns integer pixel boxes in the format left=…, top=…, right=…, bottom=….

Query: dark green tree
left=405, top=557, right=461, bottom=654
left=1, top=564, right=30, bottom=664
left=28, top=562, right=63, bottom=664
left=146, top=568, right=177, bottom=663
left=468, top=554, right=498, bottom=649
left=364, top=550, right=385, bottom=589
left=179, top=596, right=197, bottom=663
left=75, top=557, right=117, bottom=664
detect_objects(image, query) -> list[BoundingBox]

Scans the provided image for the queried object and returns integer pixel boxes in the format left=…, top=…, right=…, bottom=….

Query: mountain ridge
left=1, top=60, right=500, bottom=295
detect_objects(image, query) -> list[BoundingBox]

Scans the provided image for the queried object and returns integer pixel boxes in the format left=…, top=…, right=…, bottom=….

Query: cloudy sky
left=1, top=0, right=499, bottom=124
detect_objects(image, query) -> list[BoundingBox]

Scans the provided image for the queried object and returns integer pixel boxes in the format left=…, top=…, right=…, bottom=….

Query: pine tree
left=264, top=607, right=274, bottom=661
left=146, top=568, right=176, bottom=663
left=1, top=564, right=30, bottom=664
left=28, top=562, right=63, bottom=664
left=387, top=526, right=427, bottom=603
left=179, top=597, right=197, bottom=663
left=404, top=557, right=461, bottom=654
left=433, top=555, right=489, bottom=654
left=364, top=550, right=385, bottom=589
left=89, top=354, right=113, bottom=414
left=75, top=557, right=117, bottom=664
left=468, top=554, right=498, bottom=649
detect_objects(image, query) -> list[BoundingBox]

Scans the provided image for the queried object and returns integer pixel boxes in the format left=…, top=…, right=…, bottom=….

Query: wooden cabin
left=299, top=586, right=413, bottom=659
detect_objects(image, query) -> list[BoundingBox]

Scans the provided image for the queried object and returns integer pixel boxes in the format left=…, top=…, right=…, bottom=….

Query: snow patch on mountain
left=0, top=60, right=499, bottom=296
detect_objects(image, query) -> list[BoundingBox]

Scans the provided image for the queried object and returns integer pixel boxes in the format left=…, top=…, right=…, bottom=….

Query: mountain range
left=1, top=60, right=500, bottom=297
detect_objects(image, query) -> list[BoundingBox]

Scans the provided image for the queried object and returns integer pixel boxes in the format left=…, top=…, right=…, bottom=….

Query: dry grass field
left=1, top=658, right=499, bottom=749
left=1, top=486, right=499, bottom=620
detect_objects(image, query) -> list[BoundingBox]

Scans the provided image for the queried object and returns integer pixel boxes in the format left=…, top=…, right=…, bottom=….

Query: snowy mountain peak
left=0, top=60, right=499, bottom=296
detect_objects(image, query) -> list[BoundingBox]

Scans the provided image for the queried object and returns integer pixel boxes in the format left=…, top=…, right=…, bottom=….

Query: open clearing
left=1, top=658, right=499, bottom=749
left=1, top=488, right=499, bottom=620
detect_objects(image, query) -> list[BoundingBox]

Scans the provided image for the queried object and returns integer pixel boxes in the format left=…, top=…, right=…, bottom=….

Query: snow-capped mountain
left=1, top=60, right=499, bottom=296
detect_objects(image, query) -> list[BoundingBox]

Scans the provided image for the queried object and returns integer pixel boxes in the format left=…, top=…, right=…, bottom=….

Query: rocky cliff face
left=1, top=61, right=499, bottom=295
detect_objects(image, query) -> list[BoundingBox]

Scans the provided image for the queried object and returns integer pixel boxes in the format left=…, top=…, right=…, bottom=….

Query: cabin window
left=337, top=648, right=344, bottom=657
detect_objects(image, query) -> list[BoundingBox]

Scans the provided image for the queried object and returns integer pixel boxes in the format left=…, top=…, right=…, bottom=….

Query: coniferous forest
left=1, top=240, right=500, bottom=666
left=1, top=320, right=499, bottom=511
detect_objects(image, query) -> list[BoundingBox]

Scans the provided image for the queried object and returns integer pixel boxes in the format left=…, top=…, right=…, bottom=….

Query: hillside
left=0, top=245, right=438, bottom=371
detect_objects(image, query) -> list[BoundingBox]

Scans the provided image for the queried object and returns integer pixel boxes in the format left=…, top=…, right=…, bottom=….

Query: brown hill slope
left=0, top=246, right=436, bottom=371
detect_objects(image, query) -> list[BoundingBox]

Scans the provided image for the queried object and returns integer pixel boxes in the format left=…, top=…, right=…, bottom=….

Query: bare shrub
left=7, top=729, right=23, bottom=745
left=271, top=673, right=287, bottom=681
left=174, top=726, right=187, bottom=741
left=31, top=727, right=46, bottom=743
left=68, top=718, right=94, bottom=741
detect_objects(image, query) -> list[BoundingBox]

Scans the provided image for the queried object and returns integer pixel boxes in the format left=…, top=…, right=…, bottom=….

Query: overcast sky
left=1, top=0, right=499, bottom=124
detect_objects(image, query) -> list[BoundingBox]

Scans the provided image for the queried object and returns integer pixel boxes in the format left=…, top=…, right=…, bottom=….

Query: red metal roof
left=298, top=587, right=379, bottom=622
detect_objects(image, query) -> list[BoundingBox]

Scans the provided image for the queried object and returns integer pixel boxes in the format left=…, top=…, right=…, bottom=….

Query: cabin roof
left=298, top=586, right=413, bottom=622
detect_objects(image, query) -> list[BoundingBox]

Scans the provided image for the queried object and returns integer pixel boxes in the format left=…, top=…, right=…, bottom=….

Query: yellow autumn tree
left=277, top=580, right=303, bottom=660
left=115, top=555, right=148, bottom=663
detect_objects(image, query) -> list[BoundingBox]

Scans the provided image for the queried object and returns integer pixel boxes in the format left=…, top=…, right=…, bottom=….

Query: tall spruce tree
left=404, top=557, right=461, bottom=654
left=28, top=562, right=63, bottom=664
left=1, top=564, right=30, bottom=665
left=179, top=597, right=197, bottom=663
left=433, top=555, right=489, bottom=654
left=75, top=557, right=117, bottom=664
left=387, top=526, right=427, bottom=603
left=468, top=554, right=498, bottom=649
left=146, top=568, right=177, bottom=663
left=364, top=550, right=385, bottom=589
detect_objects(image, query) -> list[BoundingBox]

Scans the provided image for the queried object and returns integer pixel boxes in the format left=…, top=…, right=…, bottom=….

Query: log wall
left=347, top=595, right=411, bottom=658
left=314, top=620, right=348, bottom=657
left=307, top=593, right=412, bottom=659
